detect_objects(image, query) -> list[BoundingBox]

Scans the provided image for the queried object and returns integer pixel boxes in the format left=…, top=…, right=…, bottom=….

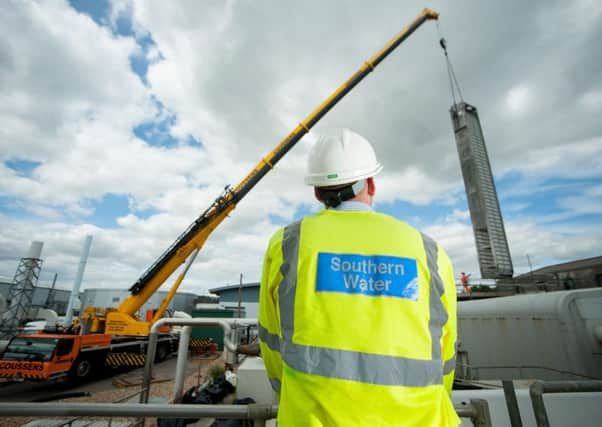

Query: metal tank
left=456, top=288, right=602, bottom=381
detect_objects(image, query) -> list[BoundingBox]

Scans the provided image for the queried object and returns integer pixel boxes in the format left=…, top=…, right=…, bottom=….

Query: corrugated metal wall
left=80, top=288, right=197, bottom=316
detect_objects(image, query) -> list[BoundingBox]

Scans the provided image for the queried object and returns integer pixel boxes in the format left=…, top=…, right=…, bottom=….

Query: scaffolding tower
left=450, top=102, right=513, bottom=278
left=0, top=241, right=44, bottom=339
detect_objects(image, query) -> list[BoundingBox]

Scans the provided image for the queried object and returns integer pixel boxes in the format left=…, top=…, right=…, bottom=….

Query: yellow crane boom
left=105, top=8, right=439, bottom=337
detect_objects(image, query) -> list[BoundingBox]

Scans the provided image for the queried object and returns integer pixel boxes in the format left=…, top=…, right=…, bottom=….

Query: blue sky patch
left=378, top=199, right=460, bottom=228
left=68, top=0, right=110, bottom=25
left=496, top=174, right=602, bottom=224
left=87, top=193, right=130, bottom=228
left=5, top=159, right=42, bottom=177
left=134, top=120, right=179, bottom=148
left=136, top=206, right=160, bottom=220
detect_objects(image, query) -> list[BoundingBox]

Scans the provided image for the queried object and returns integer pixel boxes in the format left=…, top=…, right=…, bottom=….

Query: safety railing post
left=529, top=381, right=549, bottom=427
left=502, top=380, right=523, bottom=427
left=173, top=325, right=192, bottom=403
left=140, top=330, right=159, bottom=403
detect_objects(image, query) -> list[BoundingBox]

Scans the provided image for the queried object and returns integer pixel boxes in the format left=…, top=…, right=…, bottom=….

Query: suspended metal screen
left=450, top=102, right=513, bottom=278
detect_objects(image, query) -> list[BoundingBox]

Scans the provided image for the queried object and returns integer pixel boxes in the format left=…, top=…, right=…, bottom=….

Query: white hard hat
left=305, top=128, right=383, bottom=187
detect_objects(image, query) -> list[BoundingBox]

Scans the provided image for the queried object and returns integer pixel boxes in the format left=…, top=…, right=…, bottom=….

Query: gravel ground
left=1, top=353, right=225, bottom=427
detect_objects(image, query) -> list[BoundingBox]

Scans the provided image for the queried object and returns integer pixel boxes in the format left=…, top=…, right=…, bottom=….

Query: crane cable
left=436, top=21, right=464, bottom=107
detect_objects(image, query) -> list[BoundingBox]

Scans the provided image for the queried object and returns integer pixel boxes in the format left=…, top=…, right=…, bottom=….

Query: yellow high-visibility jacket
left=259, top=209, right=459, bottom=426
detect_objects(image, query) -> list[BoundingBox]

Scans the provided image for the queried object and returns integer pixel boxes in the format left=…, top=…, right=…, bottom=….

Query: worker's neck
left=349, top=193, right=373, bottom=206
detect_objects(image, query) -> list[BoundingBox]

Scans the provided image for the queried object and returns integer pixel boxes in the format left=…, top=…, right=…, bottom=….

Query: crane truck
left=0, top=8, right=440, bottom=383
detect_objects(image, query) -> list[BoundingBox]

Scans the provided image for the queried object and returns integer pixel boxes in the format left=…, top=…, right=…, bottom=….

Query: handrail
left=141, top=317, right=257, bottom=403
left=529, top=380, right=602, bottom=427
left=0, top=400, right=490, bottom=425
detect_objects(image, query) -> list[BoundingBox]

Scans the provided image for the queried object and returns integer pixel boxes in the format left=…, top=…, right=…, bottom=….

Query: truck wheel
left=155, top=344, right=168, bottom=363
left=70, top=358, right=93, bottom=381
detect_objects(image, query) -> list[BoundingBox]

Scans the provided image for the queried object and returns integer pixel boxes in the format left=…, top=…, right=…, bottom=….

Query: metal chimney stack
left=450, top=102, right=513, bottom=279
left=0, top=241, right=44, bottom=339
left=63, top=235, right=93, bottom=327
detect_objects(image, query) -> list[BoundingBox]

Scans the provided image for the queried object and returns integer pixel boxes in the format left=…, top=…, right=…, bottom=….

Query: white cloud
left=505, top=85, right=530, bottom=114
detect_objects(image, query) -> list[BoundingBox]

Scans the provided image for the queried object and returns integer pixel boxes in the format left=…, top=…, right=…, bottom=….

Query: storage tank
left=456, top=288, right=602, bottom=381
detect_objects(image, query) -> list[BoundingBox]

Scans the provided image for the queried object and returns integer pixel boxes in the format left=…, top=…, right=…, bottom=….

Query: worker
left=461, top=272, right=471, bottom=294
left=258, top=128, right=459, bottom=426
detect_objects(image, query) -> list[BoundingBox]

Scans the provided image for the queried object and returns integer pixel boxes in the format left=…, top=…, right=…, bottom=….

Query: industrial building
left=0, top=282, right=199, bottom=318
left=515, top=256, right=602, bottom=290
left=210, top=282, right=259, bottom=318
left=0, top=280, right=71, bottom=316
left=81, top=288, right=198, bottom=318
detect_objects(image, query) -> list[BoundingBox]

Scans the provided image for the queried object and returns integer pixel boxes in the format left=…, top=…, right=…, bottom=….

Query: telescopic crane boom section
left=107, top=8, right=439, bottom=336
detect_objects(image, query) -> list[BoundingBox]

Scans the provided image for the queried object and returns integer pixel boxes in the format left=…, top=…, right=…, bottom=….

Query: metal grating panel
left=450, top=102, right=513, bottom=278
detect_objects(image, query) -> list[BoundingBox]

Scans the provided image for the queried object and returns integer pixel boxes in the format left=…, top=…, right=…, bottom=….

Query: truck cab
left=0, top=333, right=111, bottom=381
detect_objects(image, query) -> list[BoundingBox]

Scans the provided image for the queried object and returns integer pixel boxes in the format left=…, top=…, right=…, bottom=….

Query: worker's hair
left=316, top=181, right=360, bottom=208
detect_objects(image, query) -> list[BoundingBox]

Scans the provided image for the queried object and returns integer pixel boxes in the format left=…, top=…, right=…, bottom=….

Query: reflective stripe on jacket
left=259, top=209, right=459, bottom=426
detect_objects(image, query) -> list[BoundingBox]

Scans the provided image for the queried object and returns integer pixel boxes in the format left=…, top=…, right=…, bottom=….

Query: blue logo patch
left=315, top=252, right=419, bottom=300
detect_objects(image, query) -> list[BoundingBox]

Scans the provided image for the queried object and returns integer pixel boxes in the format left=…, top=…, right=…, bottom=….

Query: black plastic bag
left=158, top=374, right=237, bottom=426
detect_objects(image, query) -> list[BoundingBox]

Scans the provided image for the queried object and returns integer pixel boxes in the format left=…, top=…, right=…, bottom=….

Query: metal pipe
left=226, top=325, right=240, bottom=365
left=455, top=400, right=493, bottom=426
left=64, top=235, right=92, bottom=326
left=537, top=380, right=602, bottom=393
left=529, top=381, right=549, bottom=427
left=0, top=400, right=490, bottom=422
left=502, top=380, right=523, bottom=427
left=173, top=326, right=192, bottom=402
left=141, top=317, right=257, bottom=403
left=455, top=405, right=476, bottom=419
left=529, top=380, right=602, bottom=427
left=0, top=402, right=278, bottom=419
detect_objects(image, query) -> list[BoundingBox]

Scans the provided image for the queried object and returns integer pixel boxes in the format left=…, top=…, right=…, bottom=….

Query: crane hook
left=439, top=37, right=448, bottom=54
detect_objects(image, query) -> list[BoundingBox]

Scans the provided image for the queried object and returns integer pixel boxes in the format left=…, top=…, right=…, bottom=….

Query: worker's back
left=259, top=209, right=459, bottom=426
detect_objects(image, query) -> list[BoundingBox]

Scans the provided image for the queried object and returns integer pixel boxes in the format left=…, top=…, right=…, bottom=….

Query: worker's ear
left=314, top=187, right=323, bottom=202
left=366, top=177, right=376, bottom=196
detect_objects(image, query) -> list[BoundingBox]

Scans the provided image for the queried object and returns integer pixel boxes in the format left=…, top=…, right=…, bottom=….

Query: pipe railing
left=0, top=402, right=278, bottom=423
left=0, top=400, right=490, bottom=426
left=141, top=317, right=257, bottom=404
left=529, top=380, right=602, bottom=427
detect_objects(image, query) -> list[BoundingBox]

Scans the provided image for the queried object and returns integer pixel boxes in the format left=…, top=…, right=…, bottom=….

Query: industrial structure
left=450, top=102, right=514, bottom=279
left=515, top=256, right=602, bottom=290
left=456, top=288, right=602, bottom=382
left=0, top=281, right=71, bottom=316
left=80, top=288, right=197, bottom=318
left=0, top=242, right=44, bottom=339
left=209, top=282, right=259, bottom=318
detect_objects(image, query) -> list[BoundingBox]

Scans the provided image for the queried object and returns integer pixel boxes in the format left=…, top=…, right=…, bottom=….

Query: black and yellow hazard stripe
left=190, top=338, right=214, bottom=349
left=0, top=372, right=46, bottom=380
left=105, top=352, right=146, bottom=367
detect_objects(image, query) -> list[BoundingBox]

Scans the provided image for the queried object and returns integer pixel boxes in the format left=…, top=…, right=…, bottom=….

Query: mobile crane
left=0, top=9, right=439, bottom=382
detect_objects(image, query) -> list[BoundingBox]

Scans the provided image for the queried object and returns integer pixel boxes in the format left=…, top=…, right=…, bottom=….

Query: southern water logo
left=315, top=252, right=419, bottom=300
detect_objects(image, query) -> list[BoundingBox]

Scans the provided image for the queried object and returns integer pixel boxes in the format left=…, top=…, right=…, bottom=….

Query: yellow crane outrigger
left=103, top=8, right=439, bottom=337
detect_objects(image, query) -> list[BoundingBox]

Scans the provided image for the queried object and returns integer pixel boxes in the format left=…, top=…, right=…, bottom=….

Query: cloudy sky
left=1, top=0, right=601, bottom=296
